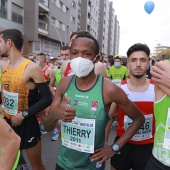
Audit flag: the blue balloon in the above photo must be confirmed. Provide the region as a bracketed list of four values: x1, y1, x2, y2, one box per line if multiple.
[144, 1, 155, 14]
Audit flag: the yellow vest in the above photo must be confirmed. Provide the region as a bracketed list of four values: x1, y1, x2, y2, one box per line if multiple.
[2, 60, 30, 119]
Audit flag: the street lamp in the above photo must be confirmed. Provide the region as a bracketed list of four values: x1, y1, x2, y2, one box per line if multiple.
[39, 13, 63, 47]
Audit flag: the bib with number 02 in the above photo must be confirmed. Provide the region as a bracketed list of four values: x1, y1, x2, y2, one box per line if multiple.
[124, 114, 153, 141]
[3, 90, 18, 115]
[61, 117, 95, 153]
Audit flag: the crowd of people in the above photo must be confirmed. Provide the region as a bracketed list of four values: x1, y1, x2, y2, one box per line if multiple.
[0, 28, 170, 170]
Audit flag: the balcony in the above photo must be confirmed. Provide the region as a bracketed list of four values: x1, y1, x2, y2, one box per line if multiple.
[39, 0, 48, 7]
[0, 6, 7, 19]
[39, 0, 49, 12]
[12, 12, 23, 24]
[38, 19, 48, 36]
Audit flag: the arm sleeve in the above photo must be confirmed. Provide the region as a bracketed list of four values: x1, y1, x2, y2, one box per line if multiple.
[24, 82, 53, 118]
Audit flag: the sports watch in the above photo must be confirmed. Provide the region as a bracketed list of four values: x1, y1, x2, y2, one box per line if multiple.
[22, 111, 28, 118]
[112, 143, 120, 153]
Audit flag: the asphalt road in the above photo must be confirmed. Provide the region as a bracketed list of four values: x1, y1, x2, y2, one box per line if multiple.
[23, 126, 117, 170]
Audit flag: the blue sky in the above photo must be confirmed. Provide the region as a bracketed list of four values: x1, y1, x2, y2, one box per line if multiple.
[112, 0, 170, 55]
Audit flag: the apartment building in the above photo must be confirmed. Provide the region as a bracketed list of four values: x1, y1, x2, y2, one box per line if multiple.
[152, 43, 170, 57]
[80, 0, 99, 40]
[0, 0, 79, 57]
[113, 15, 120, 55]
[0, 0, 120, 57]
[107, 1, 116, 55]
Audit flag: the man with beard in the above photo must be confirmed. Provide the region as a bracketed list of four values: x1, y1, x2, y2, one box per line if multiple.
[0, 29, 52, 170]
[110, 43, 155, 170]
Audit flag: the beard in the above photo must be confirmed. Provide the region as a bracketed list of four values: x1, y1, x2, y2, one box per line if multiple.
[1, 53, 8, 57]
[131, 72, 146, 79]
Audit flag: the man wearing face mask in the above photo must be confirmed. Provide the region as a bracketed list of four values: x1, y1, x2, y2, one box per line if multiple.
[36, 53, 53, 135]
[41, 33, 145, 170]
[107, 55, 129, 85]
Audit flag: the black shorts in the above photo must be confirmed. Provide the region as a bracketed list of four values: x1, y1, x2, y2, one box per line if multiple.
[5, 115, 41, 150]
[110, 136, 153, 170]
[56, 164, 64, 170]
[145, 154, 170, 170]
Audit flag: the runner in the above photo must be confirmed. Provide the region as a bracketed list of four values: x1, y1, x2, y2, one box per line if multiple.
[145, 60, 170, 170]
[110, 43, 155, 170]
[42, 33, 145, 170]
[107, 54, 129, 126]
[0, 29, 52, 170]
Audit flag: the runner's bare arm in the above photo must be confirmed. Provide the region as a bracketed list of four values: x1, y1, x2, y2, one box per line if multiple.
[90, 79, 145, 163]
[60, 62, 68, 78]
[0, 117, 20, 170]
[49, 68, 57, 96]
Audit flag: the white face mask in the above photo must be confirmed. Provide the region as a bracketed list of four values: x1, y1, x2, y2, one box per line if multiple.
[70, 57, 96, 78]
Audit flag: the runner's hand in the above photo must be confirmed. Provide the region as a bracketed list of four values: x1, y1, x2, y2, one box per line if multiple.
[11, 112, 24, 126]
[90, 144, 115, 164]
[59, 93, 76, 122]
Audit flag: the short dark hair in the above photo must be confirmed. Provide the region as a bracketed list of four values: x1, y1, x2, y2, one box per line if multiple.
[108, 55, 114, 60]
[37, 53, 46, 60]
[70, 30, 89, 40]
[61, 46, 70, 51]
[126, 43, 150, 58]
[74, 33, 99, 56]
[0, 29, 23, 51]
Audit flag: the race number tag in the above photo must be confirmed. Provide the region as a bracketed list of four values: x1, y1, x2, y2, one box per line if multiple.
[111, 79, 121, 85]
[3, 90, 18, 115]
[163, 108, 170, 150]
[61, 117, 95, 153]
[124, 114, 153, 141]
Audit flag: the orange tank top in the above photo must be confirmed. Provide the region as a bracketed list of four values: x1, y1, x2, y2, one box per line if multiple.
[2, 60, 31, 119]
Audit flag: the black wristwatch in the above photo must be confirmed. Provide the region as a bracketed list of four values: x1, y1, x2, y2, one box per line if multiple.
[22, 111, 28, 118]
[112, 143, 120, 153]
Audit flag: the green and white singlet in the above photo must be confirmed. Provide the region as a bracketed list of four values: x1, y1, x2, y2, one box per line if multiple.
[153, 94, 170, 167]
[57, 75, 109, 170]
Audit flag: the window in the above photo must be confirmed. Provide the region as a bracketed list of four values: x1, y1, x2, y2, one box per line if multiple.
[12, 3, 23, 24]
[62, 4, 66, 13]
[51, 17, 55, 26]
[71, 16, 75, 24]
[0, 0, 7, 18]
[66, 7, 69, 14]
[72, 1, 76, 8]
[62, 23, 65, 31]
[1, 0, 6, 8]
[59, 1, 63, 9]
[59, 21, 62, 29]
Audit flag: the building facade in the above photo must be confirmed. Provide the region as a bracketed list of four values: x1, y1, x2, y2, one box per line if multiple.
[0, 0, 120, 57]
[152, 43, 170, 57]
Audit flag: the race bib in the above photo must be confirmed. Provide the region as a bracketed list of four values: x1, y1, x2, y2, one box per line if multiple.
[111, 79, 121, 85]
[163, 108, 170, 150]
[124, 114, 153, 141]
[61, 117, 95, 153]
[3, 90, 18, 115]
